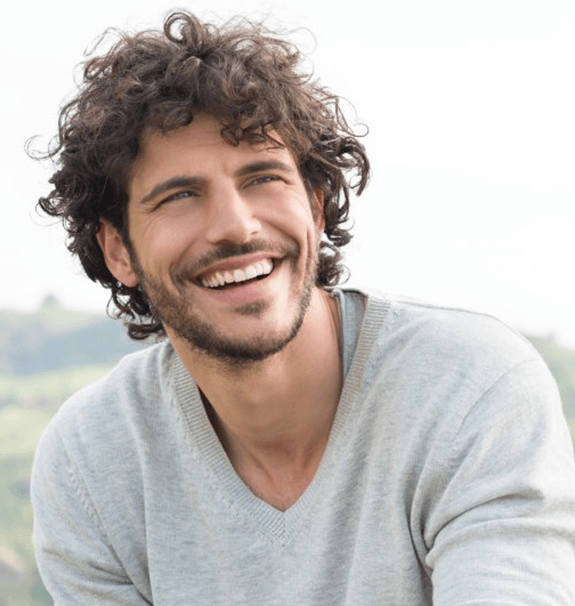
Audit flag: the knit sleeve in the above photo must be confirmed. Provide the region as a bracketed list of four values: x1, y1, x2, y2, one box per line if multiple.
[31, 420, 152, 605]
[424, 357, 575, 605]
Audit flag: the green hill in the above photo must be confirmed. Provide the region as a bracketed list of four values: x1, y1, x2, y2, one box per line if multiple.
[0, 296, 142, 376]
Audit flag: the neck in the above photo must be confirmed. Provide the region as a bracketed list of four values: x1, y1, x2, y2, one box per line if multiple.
[169, 287, 343, 509]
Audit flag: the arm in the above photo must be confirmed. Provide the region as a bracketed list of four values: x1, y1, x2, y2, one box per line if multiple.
[425, 358, 575, 605]
[31, 424, 152, 605]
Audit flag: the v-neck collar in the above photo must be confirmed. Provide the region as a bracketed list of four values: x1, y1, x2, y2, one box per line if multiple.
[171, 291, 391, 544]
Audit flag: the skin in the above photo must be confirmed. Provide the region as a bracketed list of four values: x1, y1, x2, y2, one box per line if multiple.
[97, 114, 343, 510]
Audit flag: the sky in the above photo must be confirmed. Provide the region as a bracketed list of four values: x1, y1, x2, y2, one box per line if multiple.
[2, 0, 574, 346]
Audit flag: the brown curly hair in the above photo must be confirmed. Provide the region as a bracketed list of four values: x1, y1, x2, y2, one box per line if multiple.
[35, 10, 370, 340]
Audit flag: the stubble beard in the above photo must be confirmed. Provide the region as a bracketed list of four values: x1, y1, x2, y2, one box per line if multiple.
[129, 241, 319, 365]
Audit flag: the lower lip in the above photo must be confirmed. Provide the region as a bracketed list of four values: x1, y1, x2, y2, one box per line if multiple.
[198, 262, 283, 306]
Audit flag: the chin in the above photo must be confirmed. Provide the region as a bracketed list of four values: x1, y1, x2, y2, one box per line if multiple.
[173, 303, 307, 365]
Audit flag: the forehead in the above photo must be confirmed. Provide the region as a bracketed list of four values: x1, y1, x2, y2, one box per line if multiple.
[139, 115, 290, 169]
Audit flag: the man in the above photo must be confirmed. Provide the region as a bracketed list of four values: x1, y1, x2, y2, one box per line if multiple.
[31, 10, 575, 604]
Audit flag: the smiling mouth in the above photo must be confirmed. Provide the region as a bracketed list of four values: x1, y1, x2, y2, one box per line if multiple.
[198, 259, 275, 290]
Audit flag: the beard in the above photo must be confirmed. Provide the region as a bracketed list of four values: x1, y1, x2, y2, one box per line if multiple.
[128, 239, 319, 365]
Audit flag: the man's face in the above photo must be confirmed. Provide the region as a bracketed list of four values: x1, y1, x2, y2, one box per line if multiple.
[103, 113, 324, 362]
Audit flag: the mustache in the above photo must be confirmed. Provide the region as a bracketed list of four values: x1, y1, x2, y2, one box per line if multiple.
[171, 239, 299, 284]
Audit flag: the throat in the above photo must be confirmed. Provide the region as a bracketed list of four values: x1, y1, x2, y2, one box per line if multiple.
[200, 392, 326, 511]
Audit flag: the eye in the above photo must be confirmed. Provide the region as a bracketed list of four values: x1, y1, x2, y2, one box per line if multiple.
[248, 174, 282, 187]
[155, 190, 197, 208]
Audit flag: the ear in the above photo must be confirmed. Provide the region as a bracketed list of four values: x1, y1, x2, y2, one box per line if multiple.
[96, 220, 139, 288]
[311, 189, 325, 232]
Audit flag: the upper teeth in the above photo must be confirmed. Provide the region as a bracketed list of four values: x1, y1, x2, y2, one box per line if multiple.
[200, 259, 274, 288]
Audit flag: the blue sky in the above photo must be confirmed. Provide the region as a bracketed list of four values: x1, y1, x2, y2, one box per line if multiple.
[3, 0, 574, 346]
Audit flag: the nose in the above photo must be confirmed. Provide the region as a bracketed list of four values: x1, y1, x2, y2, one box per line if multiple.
[204, 186, 262, 244]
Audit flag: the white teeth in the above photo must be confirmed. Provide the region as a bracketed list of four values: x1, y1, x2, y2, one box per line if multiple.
[233, 269, 247, 282]
[244, 266, 257, 280]
[200, 259, 274, 288]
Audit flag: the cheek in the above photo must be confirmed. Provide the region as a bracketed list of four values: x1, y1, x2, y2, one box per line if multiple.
[264, 198, 318, 235]
[129, 212, 202, 274]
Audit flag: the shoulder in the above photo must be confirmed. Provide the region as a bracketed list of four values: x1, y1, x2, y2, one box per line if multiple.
[345, 288, 558, 437]
[35, 341, 177, 466]
[350, 289, 570, 485]
[361, 289, 541, 380]
[59, 339, 173, 416]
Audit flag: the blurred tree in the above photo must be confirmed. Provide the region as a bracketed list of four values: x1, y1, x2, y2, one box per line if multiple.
[527, 335, 575, 419]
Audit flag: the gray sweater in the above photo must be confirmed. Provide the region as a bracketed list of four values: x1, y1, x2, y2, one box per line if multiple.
[31, 290, 575, 604]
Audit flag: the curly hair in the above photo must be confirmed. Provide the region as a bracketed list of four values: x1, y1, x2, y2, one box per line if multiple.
[35, 10, 370, 340]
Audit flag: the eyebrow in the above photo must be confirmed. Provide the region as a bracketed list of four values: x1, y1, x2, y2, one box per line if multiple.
[137, 160, 296, 206]
[234, 160, 296, 178]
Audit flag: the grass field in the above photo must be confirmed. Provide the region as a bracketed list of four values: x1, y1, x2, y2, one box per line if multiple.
[0, 364, 112, 405]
